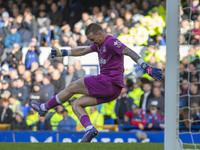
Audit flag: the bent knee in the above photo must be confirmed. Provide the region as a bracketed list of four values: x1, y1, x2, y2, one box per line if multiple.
[72, 99, 85, 111]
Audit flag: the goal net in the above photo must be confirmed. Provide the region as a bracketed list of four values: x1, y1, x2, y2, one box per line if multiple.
[165, 0, 200, 149]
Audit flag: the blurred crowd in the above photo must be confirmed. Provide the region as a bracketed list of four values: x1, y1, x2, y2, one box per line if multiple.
[0, 0, 200, 132]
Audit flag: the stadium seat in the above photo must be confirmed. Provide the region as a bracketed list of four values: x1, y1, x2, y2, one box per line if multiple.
[104, 117, 114, 125]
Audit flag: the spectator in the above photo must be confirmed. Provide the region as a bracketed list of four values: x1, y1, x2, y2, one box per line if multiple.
[0, 91, 11, 106]
[188, 62, 199, 82]
[96, 12, 104, 25]
[79, 12, 92, 30]
[51, 69, 65, 95]
[59, 24, 73, 42]
[47, 64, 56, 76]
[65, 65, 77, 87]
[73, 60, 86, 79]
[189, 83, 200, 107]
[139, 81, 154, 111]
[15, 14, 32, 47]
[180, 62, 188, 83]
[77, 34, 91, 46]
[123, 11, 134, 28]
[1, 79, 12, 93]
[57, 62, 67, 79]
[148, 0, 166, 21]
[30, 62, 39, 80]
[37, 10, 51, 46]
[36, 116, 52, 131]
[0, 98, 13, 124]
[10, 111, 28, 130]
[155, 35, 166, 46]
[13, 78, 29, 106]
[25, 41, 40, 70]
[100, 100, 117, 123]
[29, 82, 47, 104]
[17, 64, 26, 78]
[8, 94, 21, 114]
[49, 3, 62, 40]
[25, 109, 38, 130]
[0, 11, 10, 28]
[191, 103, 200, 125]
[24, 11, 38, 39]
[50, 105, 64, 130]
[107, 9, 119, 27]
[2, 25, 21, 63]
[41, 75, 55, 100]
[4, 25, 21, 49]
[113, 17, 124, 37]
[132, 7, 144, 23]
[141, 10, 165, 37]
[180, 20, 190, 41]
[115, 88, 133, 124]
[9, 68, 19, 81]
[142, 0, 151, 16]
[6, 43, 22, 68]
[124, 104, 147, 130]
[89, 106, 104, 130]
[34, 69, 44, 83]
[0, 62, 10, 80]
[58, 109, 76, 131]
[147, 102, 164, 130]
[22, 70, 33, 93]
[41, 59, 51, 75]
[128, 82, 144, 106]
[31, 0, 39, 16]
[59, 0, 70, 25]
[73, 22, 84, 41]
[129, 21, 149, 46]
[147, 87, 165, 116]
[118, 26, 134, 47]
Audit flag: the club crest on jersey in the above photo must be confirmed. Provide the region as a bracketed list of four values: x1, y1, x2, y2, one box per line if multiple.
[102, 46, 106, 53]
[114, 40, 122, 48]
[99, 58, 106, 65]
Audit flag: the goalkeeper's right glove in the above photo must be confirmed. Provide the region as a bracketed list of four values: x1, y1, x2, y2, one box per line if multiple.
[51, 45, 70, 58]
[51, 45, 62, 58]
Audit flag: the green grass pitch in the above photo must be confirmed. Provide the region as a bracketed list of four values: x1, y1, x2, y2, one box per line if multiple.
[0, 143, 164, 150]
[0, 143, 199, 150]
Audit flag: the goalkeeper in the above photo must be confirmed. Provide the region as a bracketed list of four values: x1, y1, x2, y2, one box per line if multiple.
[31, 23, 163, 142]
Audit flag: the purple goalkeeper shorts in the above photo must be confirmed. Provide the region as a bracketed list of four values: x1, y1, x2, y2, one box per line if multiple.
[84, 74, 122, 104]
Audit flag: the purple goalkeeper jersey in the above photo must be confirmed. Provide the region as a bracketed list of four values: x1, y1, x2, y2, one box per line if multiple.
[90, 35, 126, 88]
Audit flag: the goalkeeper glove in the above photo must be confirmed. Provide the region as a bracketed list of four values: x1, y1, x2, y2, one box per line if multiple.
[140, 62, 163, 80]
[51, 46, 70, 58]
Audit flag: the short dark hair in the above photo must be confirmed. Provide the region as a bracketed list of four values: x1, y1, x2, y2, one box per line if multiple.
[85, 23, 103, 36]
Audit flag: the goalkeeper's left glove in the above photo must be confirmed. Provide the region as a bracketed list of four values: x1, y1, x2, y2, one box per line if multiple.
[140, 62, 163, 80]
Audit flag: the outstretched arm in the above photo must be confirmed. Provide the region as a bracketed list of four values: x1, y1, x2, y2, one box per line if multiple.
[122, 46, 163, 80]
[51, 46, 93, 58]
[122, 46, 141, 63]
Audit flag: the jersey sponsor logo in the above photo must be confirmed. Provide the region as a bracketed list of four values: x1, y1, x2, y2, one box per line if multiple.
[114, 40, 122, 48]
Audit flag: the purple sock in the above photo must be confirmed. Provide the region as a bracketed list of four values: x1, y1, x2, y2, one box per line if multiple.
[80, 114, 92, 129]
[44, 96, 61, 110]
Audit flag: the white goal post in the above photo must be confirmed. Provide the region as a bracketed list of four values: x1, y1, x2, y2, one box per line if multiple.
[165, 0, 182, 150]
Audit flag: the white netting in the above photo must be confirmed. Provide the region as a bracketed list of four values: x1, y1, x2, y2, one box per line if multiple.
[178, 0, 200, 149]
